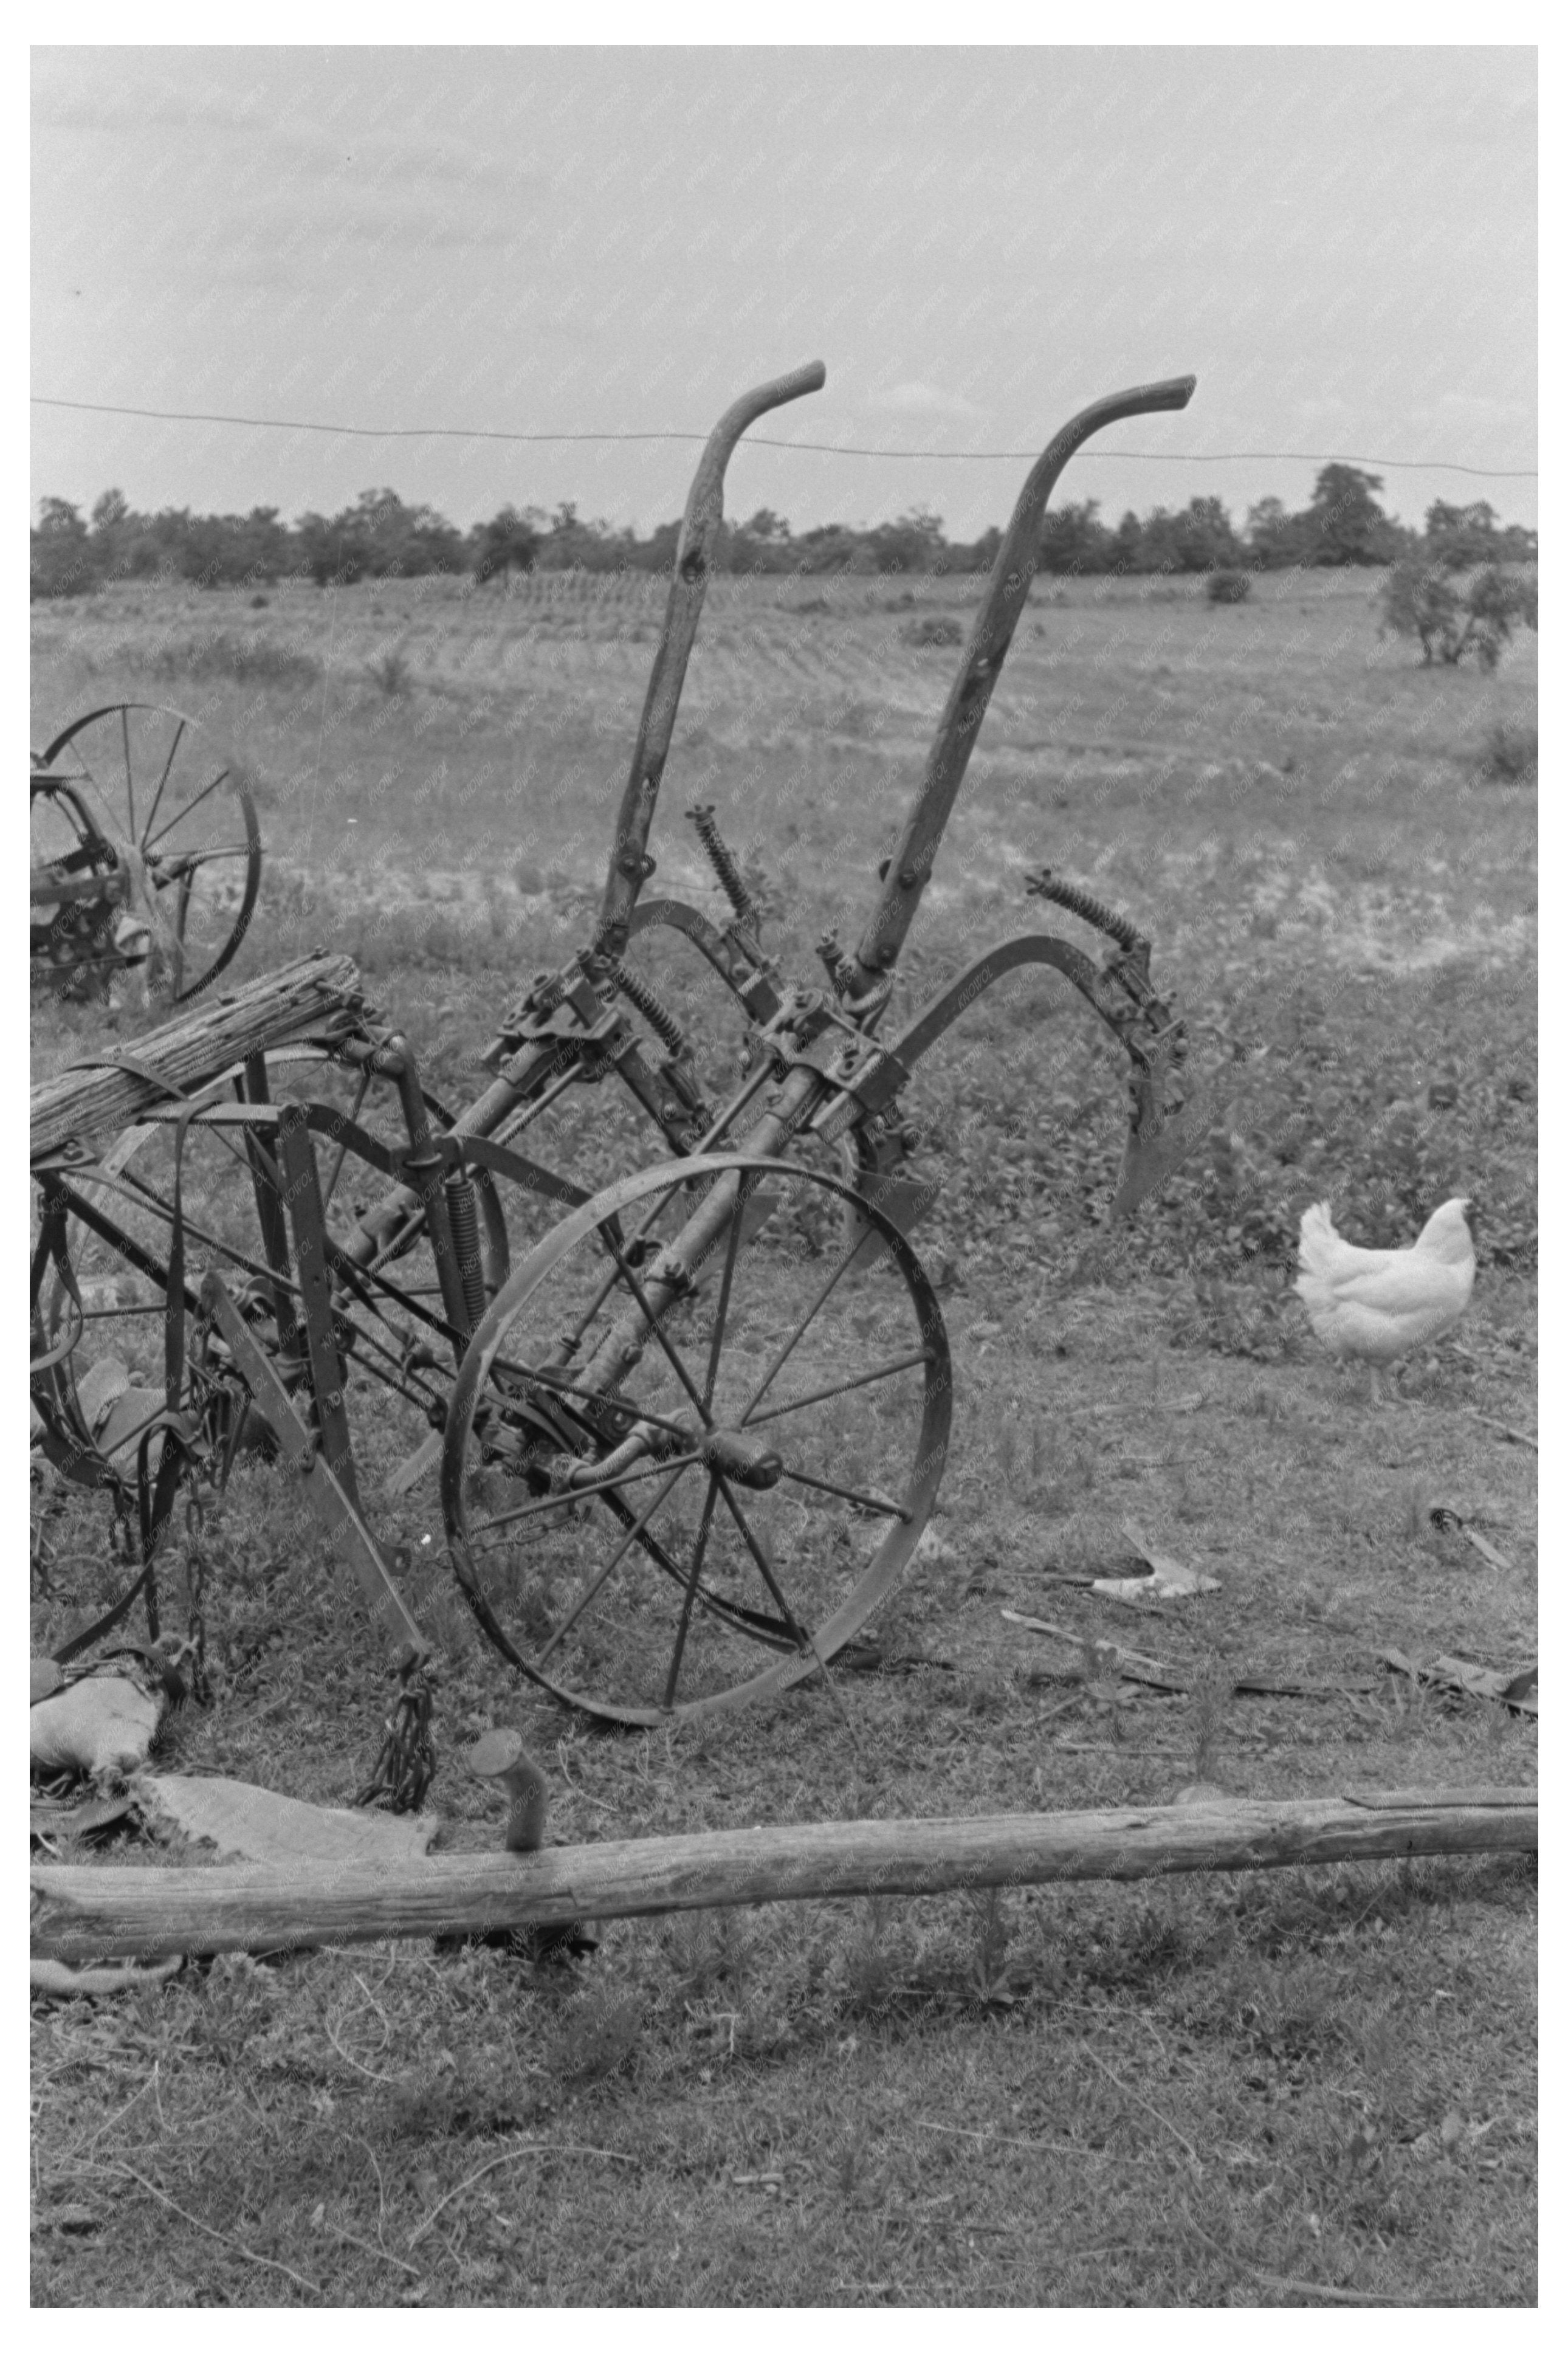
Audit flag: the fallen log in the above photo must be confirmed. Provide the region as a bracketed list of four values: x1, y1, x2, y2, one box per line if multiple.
[30, 950, 366, 1160]
[30, 1788, 1536, 1965]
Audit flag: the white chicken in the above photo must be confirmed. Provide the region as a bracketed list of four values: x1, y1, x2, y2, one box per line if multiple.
[1294, 1197, 1474, 1399]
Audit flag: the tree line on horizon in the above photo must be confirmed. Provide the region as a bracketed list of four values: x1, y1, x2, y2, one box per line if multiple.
[30, 465, 1537, 600]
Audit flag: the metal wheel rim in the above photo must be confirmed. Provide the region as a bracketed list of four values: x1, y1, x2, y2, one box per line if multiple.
[38, 702, 262, 1002]
[441, 1151, 952, 1724]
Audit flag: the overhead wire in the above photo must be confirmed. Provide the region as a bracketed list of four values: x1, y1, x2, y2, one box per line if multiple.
[29, 395, 1536, 478]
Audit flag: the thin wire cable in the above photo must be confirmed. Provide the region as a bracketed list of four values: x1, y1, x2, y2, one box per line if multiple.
[29, 395, 1538, 478]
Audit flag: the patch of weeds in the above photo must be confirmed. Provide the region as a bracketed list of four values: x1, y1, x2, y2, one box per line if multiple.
[900, 614, 963, 648]
[960, 1667, 1011, 1718]
[1033, 1428, 1097, 1515]
[1170, 1458, 1208, 1522]
[1075, 1900, 1188, 1993]
[1166, 1266, 1291, 1360]
[146, 632, 322, 690]
[548, 1983, 643, 2086]
[994, 1411, 1074, 1505]
[830, 2117, 876, 2208]
[1050, 1511, 1130, 1576]
[1400, 1475, 1439, 1545]
[1186, 1659, 1234, 1783]
[1206, 570, 1253, 605]
[666, 1910, 752, 2005]
[1078, 1637, 1135, 1741]
[844, 1897, 901, 2021]
[967, 1888, 1013, 2001]
[1479, 719, 1536, 786]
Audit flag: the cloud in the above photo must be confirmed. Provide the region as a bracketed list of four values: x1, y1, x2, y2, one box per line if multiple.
[35, 86, 258, 135]
[193, 186, 526, 281]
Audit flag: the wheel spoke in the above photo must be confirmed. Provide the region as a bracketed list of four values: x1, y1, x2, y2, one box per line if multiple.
[595, 1219, 713, 1425]
[100, 1147, 451, 1404]
[664, 1474, 721, 1708]
[535, 1462, 693, 1664]
[321, 1070, 372, 1210]
[150, 844, 255, 875]
[486, 1354, 695, 1445]
[712, 1472, 808, 1642]
[701, 1169, 756, 1411]
[738, 1224, 879, 1424]
[142, 718, 187, 847]
[775, 1463, 909, 1518]
[145, 767, 231, 851]
[551, 1182, 688, 1359]
[742, 1345, 933, 1429]
[465, 1450, 701, 1543]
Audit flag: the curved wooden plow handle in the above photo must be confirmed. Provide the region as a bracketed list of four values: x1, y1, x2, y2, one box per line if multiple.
[594, 361, 826, 960]
[850, 374, 1197, 991]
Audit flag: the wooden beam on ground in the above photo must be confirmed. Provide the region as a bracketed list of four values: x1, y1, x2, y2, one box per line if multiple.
[30, 1787, 1536, 1966]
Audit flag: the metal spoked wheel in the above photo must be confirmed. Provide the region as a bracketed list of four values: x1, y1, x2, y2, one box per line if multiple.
[31, 1048, 517, 1518]
[33, 703, 262, 1002]
[442, 1152, 952, 1724]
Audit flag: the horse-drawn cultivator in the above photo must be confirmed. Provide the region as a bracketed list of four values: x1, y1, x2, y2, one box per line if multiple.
[31, 362, 1202, 1771]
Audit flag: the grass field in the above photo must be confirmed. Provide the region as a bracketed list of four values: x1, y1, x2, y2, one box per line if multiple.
[30, 566, 1536, 2307]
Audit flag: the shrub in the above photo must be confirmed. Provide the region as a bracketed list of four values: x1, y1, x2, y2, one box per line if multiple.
[1481, 720, 1538, 785]
[370, 649, 412, 697]
[145, 633, 321, 691]
[900, 614, 964, 648]
[1380, 557, 1537, 672]
[1206, 570, 1252, 605]
[30, 498, 100, 599]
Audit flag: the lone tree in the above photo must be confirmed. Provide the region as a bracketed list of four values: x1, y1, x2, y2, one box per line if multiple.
[30, 497, 97, 599]
[1380, 556, 1537, 672]
[1302, 464, 1399, 566]
[473, 504, 542, 585]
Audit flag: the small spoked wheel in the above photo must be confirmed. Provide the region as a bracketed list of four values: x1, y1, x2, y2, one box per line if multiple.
[35, 703, 261, 1002]
[442, 1152, 952, 1723]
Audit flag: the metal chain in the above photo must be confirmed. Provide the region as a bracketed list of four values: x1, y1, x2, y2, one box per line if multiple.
[354, 1646, 438, 1814]
[181, 1492, 213, 1707]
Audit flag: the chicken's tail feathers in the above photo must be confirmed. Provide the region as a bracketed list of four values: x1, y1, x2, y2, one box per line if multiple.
[1296, 1200, 1337, 1255]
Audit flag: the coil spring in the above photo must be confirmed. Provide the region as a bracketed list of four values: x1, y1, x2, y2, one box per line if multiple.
[687, 802, 759, 932]
[1025, 867, 1143, 953]
[817, 929, 856, 997]
[443, 1170, 489, 1333]
[607, 957, 687, 1058]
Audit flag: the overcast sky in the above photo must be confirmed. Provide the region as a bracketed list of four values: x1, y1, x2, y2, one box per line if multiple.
[31, 46, 1536, 540]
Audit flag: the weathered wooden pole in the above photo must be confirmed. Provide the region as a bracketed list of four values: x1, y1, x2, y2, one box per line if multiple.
[30, 1788, 1535, 1966]
[30, 950, 365, 1158]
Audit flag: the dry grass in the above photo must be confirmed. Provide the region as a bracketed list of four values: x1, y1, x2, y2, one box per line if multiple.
[31, 567, 1535, 2306]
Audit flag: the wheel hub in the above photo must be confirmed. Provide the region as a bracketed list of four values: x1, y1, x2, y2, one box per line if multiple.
[698, 1426, 783, 1489]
